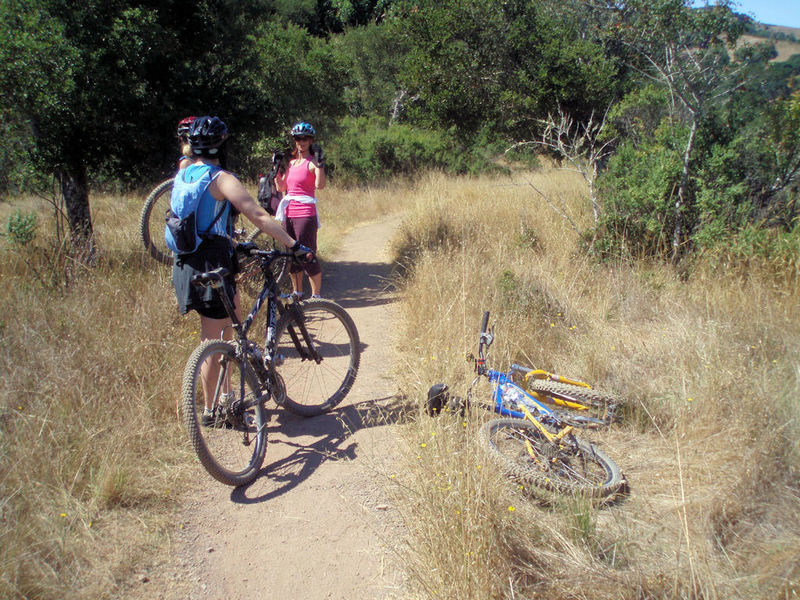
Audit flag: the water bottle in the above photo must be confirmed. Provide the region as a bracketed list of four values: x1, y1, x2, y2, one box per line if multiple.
[499, 382, 526, 412]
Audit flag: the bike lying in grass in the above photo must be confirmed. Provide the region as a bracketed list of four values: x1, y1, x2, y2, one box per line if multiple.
[427, 311, 624, 499]
[181, 244, 359, 487]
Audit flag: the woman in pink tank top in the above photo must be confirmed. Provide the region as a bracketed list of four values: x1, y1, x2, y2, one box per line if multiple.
[275, 122, 327, 299]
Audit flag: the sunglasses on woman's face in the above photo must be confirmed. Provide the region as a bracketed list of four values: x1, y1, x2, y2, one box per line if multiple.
[293, 135, 312, 141]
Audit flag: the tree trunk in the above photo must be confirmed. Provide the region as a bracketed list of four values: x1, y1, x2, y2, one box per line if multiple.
[671, 116, 697, 263]
[57, 164, 96, 263]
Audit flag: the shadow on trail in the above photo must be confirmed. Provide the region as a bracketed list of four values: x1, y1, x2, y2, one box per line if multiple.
[230, 394, 411, 504]
[230, 238, 405, 504]
[316, 259, 399, 310]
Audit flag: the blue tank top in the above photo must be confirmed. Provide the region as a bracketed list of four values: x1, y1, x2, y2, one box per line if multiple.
[175, 163, 231, 238]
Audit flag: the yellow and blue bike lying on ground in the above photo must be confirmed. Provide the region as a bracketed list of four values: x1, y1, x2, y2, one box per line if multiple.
[427, 311, 624, 499]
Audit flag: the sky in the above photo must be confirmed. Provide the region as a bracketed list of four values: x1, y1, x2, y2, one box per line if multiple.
[700, 0, 800, 28]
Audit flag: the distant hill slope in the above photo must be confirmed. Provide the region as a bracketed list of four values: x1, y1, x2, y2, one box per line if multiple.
[743, 23, 800, 62]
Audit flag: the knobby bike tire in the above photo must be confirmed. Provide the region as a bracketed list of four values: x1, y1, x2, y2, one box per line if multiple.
[181, 339, 268, 486]
[479, 418, 623, 498]
[139, 178, 174, 266]
[527, 380, 620, 425]
[238, 229, 290, 297]
[274, 298, 360, 417]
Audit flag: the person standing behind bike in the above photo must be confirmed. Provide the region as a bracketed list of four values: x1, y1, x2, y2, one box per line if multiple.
[171, 116, 311, 343]
[176, 116, 196, 170]
[171, 116, 312, 425]
[274, 121, 326, 299]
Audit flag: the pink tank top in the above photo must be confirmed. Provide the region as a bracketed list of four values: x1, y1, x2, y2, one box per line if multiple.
[285, 158, 317, 218]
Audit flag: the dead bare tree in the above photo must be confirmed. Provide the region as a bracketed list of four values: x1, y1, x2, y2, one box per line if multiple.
[506, 106, 615, 252]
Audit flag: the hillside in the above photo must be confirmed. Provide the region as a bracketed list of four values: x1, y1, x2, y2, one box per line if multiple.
[743, 23, 800, 61]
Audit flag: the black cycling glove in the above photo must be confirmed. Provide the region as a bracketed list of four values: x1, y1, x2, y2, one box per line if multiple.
[235, 241, 259, 256]
[290, 241, 315, 263]
[309, 143, 325, 166]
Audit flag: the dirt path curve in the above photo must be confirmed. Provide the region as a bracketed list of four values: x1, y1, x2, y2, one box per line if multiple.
[149, 215, 407, 600]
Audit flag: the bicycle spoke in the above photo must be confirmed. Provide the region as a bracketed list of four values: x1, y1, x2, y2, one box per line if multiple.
[181, 340, 268, 486]
[275, 299, 359, 417]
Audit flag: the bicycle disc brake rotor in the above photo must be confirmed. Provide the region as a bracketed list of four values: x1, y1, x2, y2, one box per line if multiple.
[269, 371, 286, 406]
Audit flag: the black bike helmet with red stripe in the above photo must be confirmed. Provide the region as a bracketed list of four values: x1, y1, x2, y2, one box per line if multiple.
[188, 116, 228, 156]
[176, 116, 196, 139]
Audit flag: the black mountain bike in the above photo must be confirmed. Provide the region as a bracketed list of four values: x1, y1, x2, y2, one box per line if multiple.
[181, 245, 359, 486]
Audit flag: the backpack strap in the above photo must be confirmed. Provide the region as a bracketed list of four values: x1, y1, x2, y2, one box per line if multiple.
[201, 200, 227, 236]
[197, 165, 229, 238]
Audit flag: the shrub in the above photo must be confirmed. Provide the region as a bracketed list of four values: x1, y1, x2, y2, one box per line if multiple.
[329, 116, 457, 183]
[6, 209, 37, 245]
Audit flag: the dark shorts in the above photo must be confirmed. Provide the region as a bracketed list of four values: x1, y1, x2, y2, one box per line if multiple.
[172, 237, 239, 319]
[285, 216, 321, 277]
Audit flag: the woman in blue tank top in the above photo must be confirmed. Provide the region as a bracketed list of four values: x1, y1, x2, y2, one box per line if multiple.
[171, 116, 313, 425]
[172, 117, 311, 334]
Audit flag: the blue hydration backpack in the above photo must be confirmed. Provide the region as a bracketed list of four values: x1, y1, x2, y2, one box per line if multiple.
[165, 165, 227, 255]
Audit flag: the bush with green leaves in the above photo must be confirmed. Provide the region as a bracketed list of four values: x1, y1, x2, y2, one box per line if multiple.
[595, 121, 686, 258]
[6, 209, 37, 246]
[329, 116, 457, 183]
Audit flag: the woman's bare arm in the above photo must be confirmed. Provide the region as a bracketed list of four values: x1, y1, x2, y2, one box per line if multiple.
[211, 172, 295, 247]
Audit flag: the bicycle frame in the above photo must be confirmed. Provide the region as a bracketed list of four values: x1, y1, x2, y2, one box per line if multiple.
[467, 311, 607, 430]
[191, 247, 323, 417]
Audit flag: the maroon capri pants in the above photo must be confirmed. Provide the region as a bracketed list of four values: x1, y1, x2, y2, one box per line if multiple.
[285, 216, 322, 277]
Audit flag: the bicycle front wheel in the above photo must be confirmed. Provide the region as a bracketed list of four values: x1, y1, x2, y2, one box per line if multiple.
[527, 380, 620, 426]
[479, 418, 623, 498]
[181, 340, 268, 486]
[237, 230, 290, 297]
[139, 178, 174, 266]
[275, 299, 360, 417]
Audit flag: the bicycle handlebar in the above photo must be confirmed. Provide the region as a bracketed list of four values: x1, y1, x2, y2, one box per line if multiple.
[236, 242, 314, 265]
[481, 311, 489, 334]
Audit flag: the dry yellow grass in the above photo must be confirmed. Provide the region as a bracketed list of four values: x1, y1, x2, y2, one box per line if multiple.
[739, 34, 800, 62]
[2, 167, 797, 599]
[388, 168, 800, 599]
[0, 178, 407, 599]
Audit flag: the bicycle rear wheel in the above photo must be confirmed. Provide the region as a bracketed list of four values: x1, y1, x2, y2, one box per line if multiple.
[479, 418, 623, 498]
[237, 230, 290, 297]
[181, 340, 268, 487]
[139, 178, 174, 266]
[527, 380, 620, 425]
[274, 299, 360, 417]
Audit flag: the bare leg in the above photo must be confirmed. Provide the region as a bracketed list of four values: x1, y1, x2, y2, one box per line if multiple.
[199, 292, 242, 410]
[290, 271, 304, 296]
[309, 271, 322, 296]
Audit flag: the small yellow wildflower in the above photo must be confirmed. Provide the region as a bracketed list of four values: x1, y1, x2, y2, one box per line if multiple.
[60, 513, 67, 518]
[420, 443, 427, 448]
[687, 397, 693, 402]
[508, 506, 516, 512]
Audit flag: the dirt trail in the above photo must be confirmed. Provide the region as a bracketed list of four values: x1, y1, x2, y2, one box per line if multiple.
[143, 216, 407, 600]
